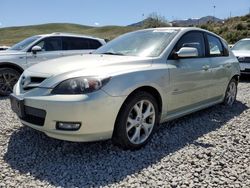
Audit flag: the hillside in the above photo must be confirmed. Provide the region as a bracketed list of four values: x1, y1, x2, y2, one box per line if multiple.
[199, 14, 250, 44]
[0, 23, 139, 46]
[0, 14, 249, 46]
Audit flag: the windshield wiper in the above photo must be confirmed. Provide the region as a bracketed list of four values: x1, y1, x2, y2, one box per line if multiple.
[101, 52, 125, 56]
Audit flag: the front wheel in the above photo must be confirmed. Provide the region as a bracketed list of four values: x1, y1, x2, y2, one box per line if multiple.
[223, 78, 237, 106]
[0, 68, 21, 96]
[112, 91, 159, 150]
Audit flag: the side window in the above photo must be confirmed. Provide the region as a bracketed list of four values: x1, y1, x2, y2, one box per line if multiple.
[63, 37, 89, 50]
[174, 32, 205, 58]
[36, 37, 62, 51]
[88, 39, 102, 49]
[36, 40, 45, 50]
[207, 34, 224, 56]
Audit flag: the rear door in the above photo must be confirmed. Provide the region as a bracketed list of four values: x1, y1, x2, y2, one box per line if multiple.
[205, 33, 231, 99]
[26, 37, 63, 67]
[62, 37, 102, 56]
[167, 31, 213, 114]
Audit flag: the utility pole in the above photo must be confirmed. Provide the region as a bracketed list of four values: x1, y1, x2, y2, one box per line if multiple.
[213, 5, 216, 22]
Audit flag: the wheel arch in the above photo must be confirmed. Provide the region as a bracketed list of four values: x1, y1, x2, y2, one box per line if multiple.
[0, 62, 24, 74]
[112, 85, 163, 147]
[123, 86, 162, 114]
[114, 85, 163, 131]
[231, 74, 240, 83]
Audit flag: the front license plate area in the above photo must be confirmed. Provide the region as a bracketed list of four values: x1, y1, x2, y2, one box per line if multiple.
[10, 94, 25, 118]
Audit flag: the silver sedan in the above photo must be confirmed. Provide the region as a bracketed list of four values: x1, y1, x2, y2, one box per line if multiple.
[10, 27, 240, 150]
[231, 38, 250, 74]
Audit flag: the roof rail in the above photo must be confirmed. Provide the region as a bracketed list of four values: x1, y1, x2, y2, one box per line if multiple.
[50, 32, 99, 39]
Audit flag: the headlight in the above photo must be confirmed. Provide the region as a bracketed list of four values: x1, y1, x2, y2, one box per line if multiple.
[51, 77, 111, 95]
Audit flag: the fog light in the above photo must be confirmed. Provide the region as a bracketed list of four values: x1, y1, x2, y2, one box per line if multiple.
[56, 122, 81, 131]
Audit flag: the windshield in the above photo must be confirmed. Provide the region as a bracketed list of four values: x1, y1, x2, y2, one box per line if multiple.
[9, 36, 41, 51]
[232, 40, 250, 51]
[94, 29, 179, 57]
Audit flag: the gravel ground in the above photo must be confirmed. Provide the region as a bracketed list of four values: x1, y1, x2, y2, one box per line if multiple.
[0, 79, 249, 188]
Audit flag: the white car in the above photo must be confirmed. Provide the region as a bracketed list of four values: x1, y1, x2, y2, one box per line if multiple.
[231, 38, 250, 74]
[0, 33, 106, 95]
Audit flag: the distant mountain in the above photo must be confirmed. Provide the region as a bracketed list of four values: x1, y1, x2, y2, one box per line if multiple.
[171, 16, 223, 26]
[128, 19, 146, 27]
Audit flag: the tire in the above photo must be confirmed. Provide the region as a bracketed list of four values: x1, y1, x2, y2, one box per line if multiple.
[112, 91, 159, 150]
[223, 78, 237, 106]
[0, 68, 21, 96]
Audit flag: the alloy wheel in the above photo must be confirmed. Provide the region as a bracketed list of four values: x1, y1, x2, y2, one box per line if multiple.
[0, 72, 19, 94]
[126, 100, 156, 145]
[225, 81, 237, 106]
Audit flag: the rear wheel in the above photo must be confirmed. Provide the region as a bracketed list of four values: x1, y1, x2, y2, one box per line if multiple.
[112, 91, 159, 150]
[0, 68, 20, 96]
[223, 78, 237, 106]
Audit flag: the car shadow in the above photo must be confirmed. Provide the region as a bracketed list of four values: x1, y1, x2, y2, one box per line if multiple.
[4, 101, 248, 187]
[240, 75, 250, 83]
[0, 96, 9, 101]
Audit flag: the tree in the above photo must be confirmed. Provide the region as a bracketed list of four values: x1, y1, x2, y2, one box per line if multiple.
[143, 13, 171, 28]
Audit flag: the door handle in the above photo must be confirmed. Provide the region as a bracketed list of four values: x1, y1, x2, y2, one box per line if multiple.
[202, 65, 210, 71]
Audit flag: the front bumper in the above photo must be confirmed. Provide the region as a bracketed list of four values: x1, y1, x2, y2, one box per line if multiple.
[12, 88, 125, 142]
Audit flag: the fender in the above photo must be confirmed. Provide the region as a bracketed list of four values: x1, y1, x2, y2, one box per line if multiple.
[0, 62, 24, 73]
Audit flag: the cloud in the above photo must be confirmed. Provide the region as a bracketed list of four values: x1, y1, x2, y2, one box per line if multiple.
[94, 22, 100, 26]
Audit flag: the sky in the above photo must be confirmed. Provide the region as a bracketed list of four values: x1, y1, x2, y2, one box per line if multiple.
[0, 0, 249, 28]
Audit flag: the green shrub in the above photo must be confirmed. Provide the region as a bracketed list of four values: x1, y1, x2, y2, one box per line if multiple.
[200, 25, 208, 30]
[235, 23, 246, 30]
[142, 13, 171, 28]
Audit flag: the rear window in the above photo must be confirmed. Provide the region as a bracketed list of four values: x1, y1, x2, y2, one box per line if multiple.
[89, 39, 102, 49]
[207, 34, 224, 56]
[62, 37, 102, 50]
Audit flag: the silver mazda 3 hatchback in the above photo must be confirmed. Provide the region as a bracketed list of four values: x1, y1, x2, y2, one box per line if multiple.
[10, 28, 240, 150]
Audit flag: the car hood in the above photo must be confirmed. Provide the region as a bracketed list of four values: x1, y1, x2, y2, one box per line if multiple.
[232, 50, 250, 57]
[24, 54, 153, 87]
[0, 50, 24, 56]
[27, 54, 152, 76]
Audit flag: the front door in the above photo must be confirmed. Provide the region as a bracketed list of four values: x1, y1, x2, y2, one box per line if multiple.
[166, 31, 213, 115]
[26, 37, 63, 68]
[206, 34, 231, 99]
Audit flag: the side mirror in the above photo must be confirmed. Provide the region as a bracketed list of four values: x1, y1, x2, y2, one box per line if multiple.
[175, 47, 198, 58]
[31, 46, 42, 54]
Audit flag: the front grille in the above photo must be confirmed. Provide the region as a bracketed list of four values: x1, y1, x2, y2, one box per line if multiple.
[237, 56, 250, 63]
[21, 76, 47, 92]
[21, 106, 46, 126]
[241, 69, 250, 73]
[30, 77, 46, 83]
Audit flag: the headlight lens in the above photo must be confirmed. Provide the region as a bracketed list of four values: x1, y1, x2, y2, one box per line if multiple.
[51, 77, 111, 95]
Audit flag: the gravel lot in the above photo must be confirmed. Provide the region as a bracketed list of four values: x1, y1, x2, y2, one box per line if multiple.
[0, 78, 249, 188]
